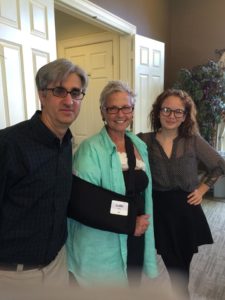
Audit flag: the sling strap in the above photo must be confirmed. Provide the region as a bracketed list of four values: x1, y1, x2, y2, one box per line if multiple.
[124, 135, 136, 196]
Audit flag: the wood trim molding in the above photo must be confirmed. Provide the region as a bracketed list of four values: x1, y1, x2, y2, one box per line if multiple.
[54, 0, 136, 35]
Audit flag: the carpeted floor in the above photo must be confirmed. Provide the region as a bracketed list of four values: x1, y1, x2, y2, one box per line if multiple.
[143, 198, 225, 300]
[190, 198, 225, 300]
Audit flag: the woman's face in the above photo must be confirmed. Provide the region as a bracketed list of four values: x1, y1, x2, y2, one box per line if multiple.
[159, 95, 186, 131]
[101, 91, 134, 135]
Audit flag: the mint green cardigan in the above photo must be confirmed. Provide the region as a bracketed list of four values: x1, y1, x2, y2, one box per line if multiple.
[67, 127, 158, 286]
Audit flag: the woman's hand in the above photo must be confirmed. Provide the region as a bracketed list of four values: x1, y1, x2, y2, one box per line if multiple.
[134, 214, 150, 236]
[187, 183, 209, 205]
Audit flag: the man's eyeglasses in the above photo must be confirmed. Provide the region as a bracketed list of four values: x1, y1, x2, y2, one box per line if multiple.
[160, 107, 186, 118]
[103, 106, 134, 114]
[43, 86, 85, 101]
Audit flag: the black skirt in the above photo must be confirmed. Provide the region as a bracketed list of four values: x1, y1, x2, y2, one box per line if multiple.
[152, 190, 213, 256]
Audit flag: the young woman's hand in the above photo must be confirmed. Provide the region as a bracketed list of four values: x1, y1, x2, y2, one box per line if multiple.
[187, 183, 209, 205]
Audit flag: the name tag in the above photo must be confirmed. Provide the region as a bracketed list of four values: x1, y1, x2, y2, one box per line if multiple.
[110, 200, 128, 216]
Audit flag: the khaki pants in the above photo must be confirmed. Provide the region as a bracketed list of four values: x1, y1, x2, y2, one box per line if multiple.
[0, 246, 69, 291]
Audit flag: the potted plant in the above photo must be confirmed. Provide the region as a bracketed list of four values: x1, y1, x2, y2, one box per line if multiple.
[173, 60, 225, 147]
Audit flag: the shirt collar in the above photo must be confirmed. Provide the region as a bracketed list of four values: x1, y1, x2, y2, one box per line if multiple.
[30, 110, 72, 146]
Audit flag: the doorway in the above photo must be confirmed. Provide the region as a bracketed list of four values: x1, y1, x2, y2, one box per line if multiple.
[55, 9, 122, 146]
[0, 0, 164, 137]
[54, 8, 165, 142]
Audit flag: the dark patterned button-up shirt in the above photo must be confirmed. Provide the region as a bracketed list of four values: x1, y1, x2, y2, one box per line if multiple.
[0, 111, 73, 265]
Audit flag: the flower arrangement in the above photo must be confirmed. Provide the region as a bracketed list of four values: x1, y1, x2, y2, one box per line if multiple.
[173, 60, 225, 147]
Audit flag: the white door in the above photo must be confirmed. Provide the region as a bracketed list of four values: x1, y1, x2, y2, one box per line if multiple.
[133, 34, 165, 134]
[62, 41, 114, 147]
[0, 0, 56, 129]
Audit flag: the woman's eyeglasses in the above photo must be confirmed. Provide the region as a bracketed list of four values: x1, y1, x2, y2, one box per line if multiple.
[160, 107, 186, 118]
[103, 106, 134, 114]
[43, 86, 85, 101]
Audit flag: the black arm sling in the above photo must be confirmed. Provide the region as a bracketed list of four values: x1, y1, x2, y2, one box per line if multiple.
[67, 135, 138, 234]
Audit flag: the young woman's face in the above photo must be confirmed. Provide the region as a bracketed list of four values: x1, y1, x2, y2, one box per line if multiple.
[159, 95, 186, 131]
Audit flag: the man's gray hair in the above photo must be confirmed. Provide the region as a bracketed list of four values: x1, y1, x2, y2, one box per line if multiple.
[35, 58, 88, 92]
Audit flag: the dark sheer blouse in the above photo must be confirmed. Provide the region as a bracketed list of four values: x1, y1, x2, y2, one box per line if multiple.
[138, 132, 225, 192]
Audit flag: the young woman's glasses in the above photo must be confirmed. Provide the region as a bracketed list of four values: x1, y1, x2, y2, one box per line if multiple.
[103, 106, 134, 114]
[160, 107, 186, 118]
[43, 86, 85, 100]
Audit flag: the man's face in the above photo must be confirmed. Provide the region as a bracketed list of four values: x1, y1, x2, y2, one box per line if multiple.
[39, 73, 83, 137]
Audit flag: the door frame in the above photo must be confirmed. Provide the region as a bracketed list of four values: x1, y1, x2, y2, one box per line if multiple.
[54, 0, 136, 35]
[54, 0, 136, 84]
[54, 0, 165, 135]
[55, 0, 136, 85]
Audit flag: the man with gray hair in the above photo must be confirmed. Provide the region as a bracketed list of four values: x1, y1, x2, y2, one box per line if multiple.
[0, 58, 88, 287]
